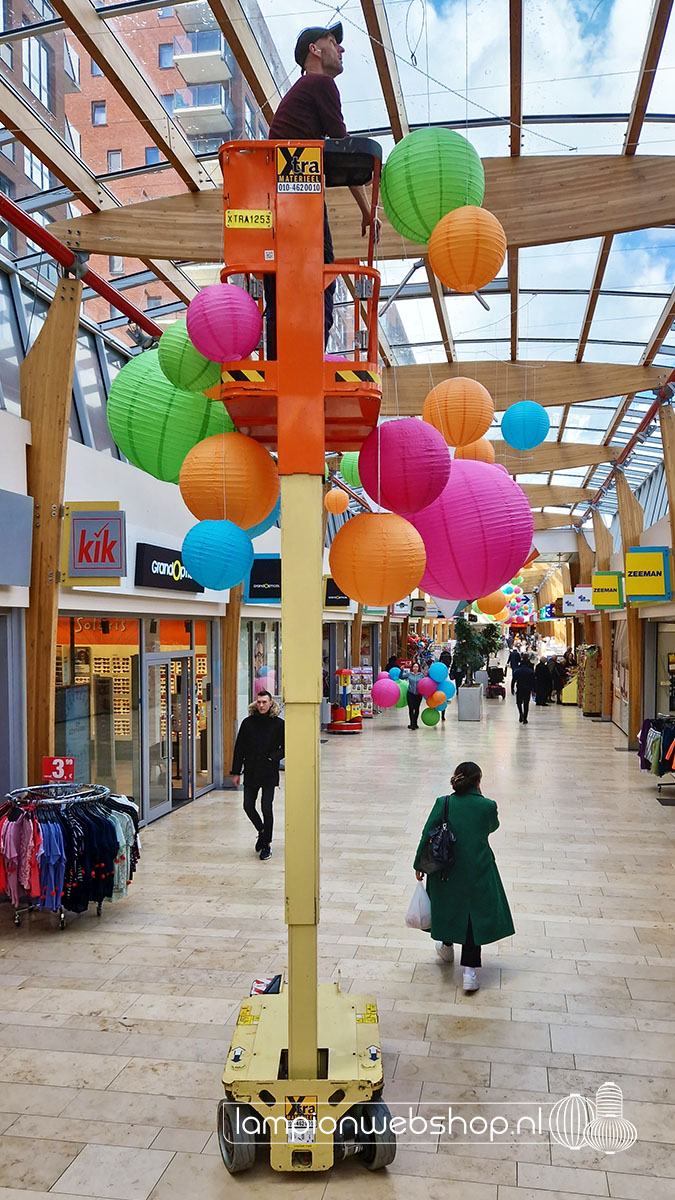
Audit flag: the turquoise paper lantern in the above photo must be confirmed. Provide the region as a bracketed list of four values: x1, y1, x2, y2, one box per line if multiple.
[340, 452, 361, 488]
[246, 496, 281, 540]
[182, 519, 254, 591]
[381, 128, 485, 244]
[107, 350, 234, 483]
[501, 401, 550, 451]
[157, 318, 221, 392]
[389, 667, 401, 680]
[429, 662, 448, 683]
[441, 679, 456, 699]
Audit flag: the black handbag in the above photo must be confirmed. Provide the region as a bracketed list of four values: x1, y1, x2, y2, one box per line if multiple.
[417, 796, 456, 881]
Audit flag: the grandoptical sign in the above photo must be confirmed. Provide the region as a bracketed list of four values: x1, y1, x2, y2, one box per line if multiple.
[625, 546, 672, 602]
[276, 146, 322, 193]
[61, 502, 126, 587]
[324, 575, 351, 609]
[591, 571, 624, 610]
[134, 543, 204, 593]
[245, 555, 281, 604]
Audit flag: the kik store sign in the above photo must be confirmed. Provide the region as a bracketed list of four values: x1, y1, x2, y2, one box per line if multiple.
[61, 502, 126, 587]
[625, 546, 672, 602]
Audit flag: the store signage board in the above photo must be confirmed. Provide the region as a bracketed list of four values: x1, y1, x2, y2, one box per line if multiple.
[574, 585, 594, 612]
[324, 575, 351, 610]
[0, 487, 33, 585]
[625, 546, 672, 602]
[562, 593, 576, 615]
[592, 571, 624, 610]
[61, 502, 125, 588]
[42, 756, 74, 782]
[391, 598, 411, 616]
[410, 599, 427, 618]
[245, 554, 281, 604]
[134, 543, 204, 593]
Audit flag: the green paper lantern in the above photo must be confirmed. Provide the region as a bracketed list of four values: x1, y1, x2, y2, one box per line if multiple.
[381, 128, 485, 244]
[340, 451, 361, 488]
[421, 707, 440, 727]
[107, 350, 235, 483]
[395, 679, 408, 708]
[158, 317, 221, 392]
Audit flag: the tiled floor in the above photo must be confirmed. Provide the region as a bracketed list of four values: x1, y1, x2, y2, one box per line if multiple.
[1, 694, 674, 1198]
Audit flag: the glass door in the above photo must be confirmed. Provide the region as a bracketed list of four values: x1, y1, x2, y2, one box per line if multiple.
[145, 662, 171, 821]
[170, 656, 194, 803]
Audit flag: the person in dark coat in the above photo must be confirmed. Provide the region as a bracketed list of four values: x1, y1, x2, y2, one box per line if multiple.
[231, 691, 285, 861]
[439, 648, 453, 669]
[550, 657, 567, 704]
[414, 761, 514, 993]
[511, 655, 535, 724]
[507, 645, 521, 674]
[385, 655, 399, 671]
[534, 658, 552, 706]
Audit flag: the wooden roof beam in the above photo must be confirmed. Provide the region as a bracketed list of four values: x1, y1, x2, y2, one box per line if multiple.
[493, 440, 619, 474]
[360, 0, 409, 142]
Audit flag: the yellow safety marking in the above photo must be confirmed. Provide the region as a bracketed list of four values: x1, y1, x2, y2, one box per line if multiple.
[225, 209, 273, 229]
[221, 369, 266, 383]
[335, 370, 381, 385]
[236, 1005, 259, 1025]
[356, 1002, 379, 1024]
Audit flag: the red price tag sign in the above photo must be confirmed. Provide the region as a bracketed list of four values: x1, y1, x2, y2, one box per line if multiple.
[42, 756, 75, 782]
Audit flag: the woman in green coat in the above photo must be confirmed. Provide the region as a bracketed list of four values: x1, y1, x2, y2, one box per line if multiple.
[414, 761, 514, 993]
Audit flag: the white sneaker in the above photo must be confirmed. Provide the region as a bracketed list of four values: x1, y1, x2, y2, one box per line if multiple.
[463, 968, 480, 992]
[435, 942, 454, 963]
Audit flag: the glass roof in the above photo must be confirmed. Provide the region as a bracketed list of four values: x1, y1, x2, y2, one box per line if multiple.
[0, 0, 673, 522]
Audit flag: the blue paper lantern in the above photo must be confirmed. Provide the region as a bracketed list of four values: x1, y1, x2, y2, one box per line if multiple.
[246, 495, 281, 540]
[182, 520, 254, 591]
[502, 585, 514, 594]
[389, 667, 401, 680]
[437, 701, 447, 712]
[429, 662, 448, 682]
[501, 401, 550, 451]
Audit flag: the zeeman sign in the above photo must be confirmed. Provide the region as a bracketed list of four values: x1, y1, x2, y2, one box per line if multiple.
[624, 547, 672, 602]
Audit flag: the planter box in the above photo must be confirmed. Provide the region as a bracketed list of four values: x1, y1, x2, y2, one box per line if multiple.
[457, 684, 483, 721]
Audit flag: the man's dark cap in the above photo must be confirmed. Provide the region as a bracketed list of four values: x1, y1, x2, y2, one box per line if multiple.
[294, 23, 343, 69]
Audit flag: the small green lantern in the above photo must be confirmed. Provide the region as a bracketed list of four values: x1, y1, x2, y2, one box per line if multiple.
[381, 128, 485, 244]
[157, 317, 221, 392]
[340, 451, 361, 488]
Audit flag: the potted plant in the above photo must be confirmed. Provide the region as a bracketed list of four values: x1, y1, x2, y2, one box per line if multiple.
[480, 624, 502, 668]
[453, 617, 485, 721]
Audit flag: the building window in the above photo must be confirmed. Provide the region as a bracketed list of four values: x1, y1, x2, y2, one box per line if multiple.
[158, 43, 173, 69]
[91, 58, 103, 77]
[24, 148, 50, 190]
[1, 139, 14, 163]
[160, 93, 174, 115]
[22, 37, 51, 110]
[0, 174, 13, 250]
[144, 146, 160, 166]
[146, 295, 163, 310]
[92, 101, 107, 126]
[244, 99, 256, 140]
[158, 6, 173, 15]
[107, 149, 122, 172]
[109, 255, 124, 276]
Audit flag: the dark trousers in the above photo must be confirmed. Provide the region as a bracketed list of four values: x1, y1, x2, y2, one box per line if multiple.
[407, 694, 422, 728]
[263, 206, 335, 358]
[515, 692, 530, 722]
[460, 917, 482, 968]
[243, 783, 275, 845]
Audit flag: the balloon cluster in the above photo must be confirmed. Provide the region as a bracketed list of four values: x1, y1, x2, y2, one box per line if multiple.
[371, 660, 456, 728]
[107, 284, 280, 591]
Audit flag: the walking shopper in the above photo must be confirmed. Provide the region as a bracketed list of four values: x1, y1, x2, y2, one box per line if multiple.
[402, 661, 423, 729]
[534, 658, 552, 706]
[231, 691, 285, 861]
[413, 761, 514, 993]
[507, 644, 522, 675]
[511, 655, 536, 724]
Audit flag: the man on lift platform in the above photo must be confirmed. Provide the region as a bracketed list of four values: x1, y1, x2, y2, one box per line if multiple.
[264, 23, 380, 355]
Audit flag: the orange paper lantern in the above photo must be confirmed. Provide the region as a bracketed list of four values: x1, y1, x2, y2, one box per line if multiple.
[429, 206, 507, 293]
[329, 513, 426, 606]
[495, 608, 509, 621]
[476, 590, 507, 615]
[422, 378, 494, 447]
[324, 487, 349, 514]
[179, 431, 279, 529]
[455, 437, 495, 464]
[427, 689, 446, 708]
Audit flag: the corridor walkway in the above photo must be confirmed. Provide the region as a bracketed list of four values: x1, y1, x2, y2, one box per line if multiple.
[0, 696, 674, 1198]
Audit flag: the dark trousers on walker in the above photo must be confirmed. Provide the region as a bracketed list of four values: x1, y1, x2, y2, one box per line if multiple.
[243, 783, 274, 846]
[407, 694, 422, 728]
[460, 916, 482, 968]
[515, 692, 530, 722]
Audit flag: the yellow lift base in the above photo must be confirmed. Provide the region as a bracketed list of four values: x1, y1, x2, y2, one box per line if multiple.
[219, 981, 393, 1172]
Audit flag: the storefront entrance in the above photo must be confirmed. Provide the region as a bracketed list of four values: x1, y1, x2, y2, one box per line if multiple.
[143, 654, 195, 822]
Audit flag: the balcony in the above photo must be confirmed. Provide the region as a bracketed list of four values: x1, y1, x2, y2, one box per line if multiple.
[177, 1, 218, 33]
[173, 30, 234, 85]
[173, 84, 234, 136]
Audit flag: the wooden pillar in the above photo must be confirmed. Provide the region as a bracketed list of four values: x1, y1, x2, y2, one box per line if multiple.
[351, 603, 363, 666]
[23, 278, 82, 785]
[592, 509, 615, 721]
[577, 531, 595, 645]
[616, 470, 645, 746]
[220, 582, 243, 783]
[401, 614, 410, 657]
[658, 400, 675, 554]
[380, 610, 391, 669]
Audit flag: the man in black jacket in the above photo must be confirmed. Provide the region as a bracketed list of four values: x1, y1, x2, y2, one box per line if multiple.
[511, 656, 536, 725]
[231, 691, 285, 861]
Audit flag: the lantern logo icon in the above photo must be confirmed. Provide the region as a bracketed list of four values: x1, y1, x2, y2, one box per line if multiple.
[549, 1083, 637, 1155]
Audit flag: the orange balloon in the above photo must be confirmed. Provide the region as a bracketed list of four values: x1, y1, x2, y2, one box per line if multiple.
[422, 378, 494, 447]
[427, 690, 446, 708]
[429, 206, 507, 293]
[324, 487, 349, 514]
[495, 608, 509, 621]
[476, 590, 507, 615]
[179, 431, 278, 528]
[455, 437, 495, 464]
[329, 513, 426, 606]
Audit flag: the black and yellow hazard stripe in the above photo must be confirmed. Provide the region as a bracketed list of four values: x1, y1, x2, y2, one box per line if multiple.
[334, 369, 381, 385]
[221, 369, 266, 383]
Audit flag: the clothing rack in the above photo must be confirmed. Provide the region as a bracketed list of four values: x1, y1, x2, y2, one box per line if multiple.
[1, 783, 140, 929]
[637, 716, 675, 805]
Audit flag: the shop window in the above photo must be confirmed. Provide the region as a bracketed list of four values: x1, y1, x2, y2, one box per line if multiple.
[144, 618, 192, 654]
[250, 619, 280, 701]
[92, 100, 107, 126]
[22, 36, 52, 111]
[195, 620, 213, 788]
[158, 43, 174, 68]
[107, 149, 122, 172]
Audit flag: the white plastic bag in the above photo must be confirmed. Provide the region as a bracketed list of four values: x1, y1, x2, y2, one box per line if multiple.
[405, 881, 431, 930]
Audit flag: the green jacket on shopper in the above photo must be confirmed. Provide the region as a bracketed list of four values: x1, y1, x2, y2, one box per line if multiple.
[413, 787, 515, 946]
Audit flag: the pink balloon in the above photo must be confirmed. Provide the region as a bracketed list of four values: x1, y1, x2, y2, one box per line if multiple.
[186, 283, 262, 362]
[407, 460, 533, 600]
[377, 671, 389, 679]
[359, 418, 451, 515]
[417, 675, 437, 697]
[372, 678, 401, 708]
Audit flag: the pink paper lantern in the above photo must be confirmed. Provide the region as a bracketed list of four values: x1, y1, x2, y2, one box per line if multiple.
[377, 671, 389, 679]
[407, 459, 533, 600]
[372, 677, 401, 708]
[358, 418, 451, 515]
[186, 283, 262, 363]
[417, 675, 437, 697]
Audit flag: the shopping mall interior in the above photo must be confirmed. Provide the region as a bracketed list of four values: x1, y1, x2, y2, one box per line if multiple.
[0, 0, 675, 1196]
